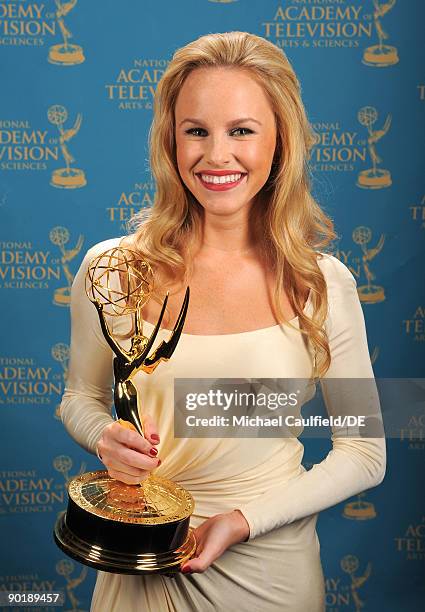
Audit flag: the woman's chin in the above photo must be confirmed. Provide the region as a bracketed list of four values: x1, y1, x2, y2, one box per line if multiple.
[197, 200, 250, 217]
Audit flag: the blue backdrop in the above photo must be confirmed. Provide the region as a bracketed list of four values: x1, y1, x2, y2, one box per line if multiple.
[1, 1, 424, 610]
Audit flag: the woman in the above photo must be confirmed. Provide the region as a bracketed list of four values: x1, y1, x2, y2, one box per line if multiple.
[61, 31, 386, 612]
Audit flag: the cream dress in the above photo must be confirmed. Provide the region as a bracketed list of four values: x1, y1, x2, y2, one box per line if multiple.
[60, 237, 386, 612]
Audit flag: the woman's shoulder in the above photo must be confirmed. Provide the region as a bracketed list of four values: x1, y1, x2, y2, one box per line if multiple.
[313, 252, 358, 312]
[316, 251, 357, 288]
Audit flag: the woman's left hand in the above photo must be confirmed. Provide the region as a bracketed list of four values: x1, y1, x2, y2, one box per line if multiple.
[180, 510, 250, 574]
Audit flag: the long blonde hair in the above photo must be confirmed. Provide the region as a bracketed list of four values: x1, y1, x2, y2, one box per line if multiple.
[129, 31, 338, 379]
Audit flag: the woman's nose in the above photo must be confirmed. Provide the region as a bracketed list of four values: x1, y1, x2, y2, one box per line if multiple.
[204, 134, 232, 166]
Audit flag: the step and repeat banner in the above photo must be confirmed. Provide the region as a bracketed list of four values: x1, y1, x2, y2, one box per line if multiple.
[1, 1, 424, 610]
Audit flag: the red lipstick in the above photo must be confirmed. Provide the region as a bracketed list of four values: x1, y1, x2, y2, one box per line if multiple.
[195, 170, 247, 192]
[196, 169, 246, 176]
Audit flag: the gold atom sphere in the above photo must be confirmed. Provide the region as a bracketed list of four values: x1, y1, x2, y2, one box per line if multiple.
[85, 247, 154, 316]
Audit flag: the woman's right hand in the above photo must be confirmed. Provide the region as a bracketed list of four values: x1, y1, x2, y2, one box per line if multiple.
[96, 415, 161, 484]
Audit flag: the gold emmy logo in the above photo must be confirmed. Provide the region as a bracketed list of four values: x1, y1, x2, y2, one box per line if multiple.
[343, 492, 377, 520]
[49, 227, 84, 306]
[48, 0, 85, 66]
[47, 105, 87, 188]
[51, 343, 70, 419]
[53, 455, 86, 486]
[357, 106, 392, 189]
[56, 559, 87, 612]
[352, 226, 385, 303]
[363, 0, 399, 67]
[341, 555, 371, 612]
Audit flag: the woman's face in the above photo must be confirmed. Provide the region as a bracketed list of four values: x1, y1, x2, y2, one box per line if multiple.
[174, 67, 277, 217]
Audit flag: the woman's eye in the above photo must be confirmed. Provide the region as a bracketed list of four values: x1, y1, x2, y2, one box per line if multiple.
[184, 127, 254, 137]
[185, 128, 207, 137]
[231, 127, 254, 136]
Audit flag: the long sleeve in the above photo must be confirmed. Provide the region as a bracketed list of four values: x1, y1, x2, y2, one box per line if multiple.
[60, 239, 119, 455]
[236, 254, 387, 541]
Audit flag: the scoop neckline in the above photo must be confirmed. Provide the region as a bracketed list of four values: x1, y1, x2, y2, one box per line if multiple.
[116, 235, 312, 338]
[142, 291, 312, 338]
[143, 319, 294, 338]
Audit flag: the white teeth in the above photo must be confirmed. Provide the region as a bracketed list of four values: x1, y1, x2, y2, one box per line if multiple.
[200, 173, 243, 184]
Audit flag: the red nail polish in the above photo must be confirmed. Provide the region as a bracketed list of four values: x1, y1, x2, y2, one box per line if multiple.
[157, 459, 162, 466]
[181, 566, 191, 574]
[151, 434, 160, 442]
[149, 448, 158, 456]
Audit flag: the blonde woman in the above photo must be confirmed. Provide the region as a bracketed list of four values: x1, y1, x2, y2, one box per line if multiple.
[61, 31, 386, 612]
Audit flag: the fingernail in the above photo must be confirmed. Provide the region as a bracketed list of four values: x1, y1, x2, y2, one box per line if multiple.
[151, 434, 160, 442]
[157, 459, 162, 466]
[149, 447, 158, 456]
[181, 565, 192, 574]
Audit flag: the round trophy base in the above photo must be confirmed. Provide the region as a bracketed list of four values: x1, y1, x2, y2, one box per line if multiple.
[357, 285, 385, 304]
[50, 168, 87, 189]
[362, 45, 399, 67]
[343, 501, 376, 520]
[48, 44, 85, 65]
[54, 512, 196, 575]
[53, 287, 71, 307]
[357, 169, 392, 189]
[53, 470, 196, 575]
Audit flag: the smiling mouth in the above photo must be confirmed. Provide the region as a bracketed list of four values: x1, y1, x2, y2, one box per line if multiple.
[195, 172, 247, 190]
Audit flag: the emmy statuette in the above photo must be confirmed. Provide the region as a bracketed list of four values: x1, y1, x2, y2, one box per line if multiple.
[54, 247, 196, 575]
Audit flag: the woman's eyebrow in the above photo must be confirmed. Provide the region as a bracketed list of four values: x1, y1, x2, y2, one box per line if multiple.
[179, 117, 262, 127]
